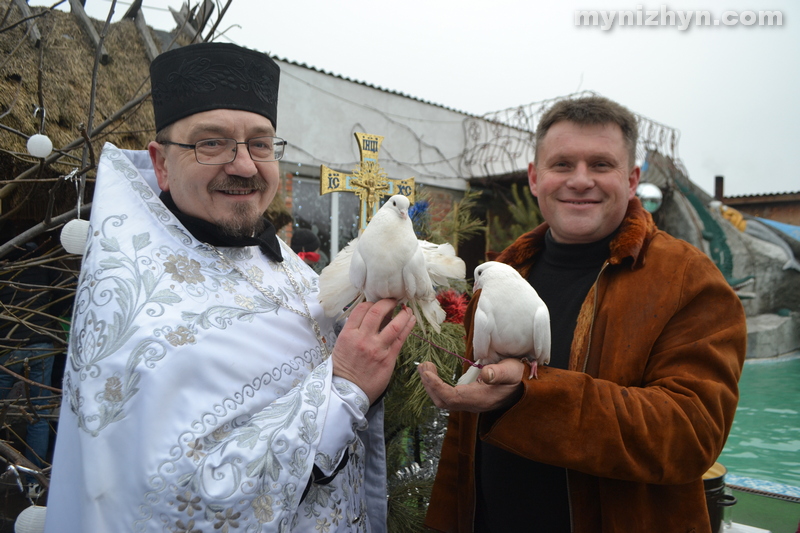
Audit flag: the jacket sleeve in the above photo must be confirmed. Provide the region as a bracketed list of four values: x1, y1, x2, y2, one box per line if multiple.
[479, 248, 747, 485]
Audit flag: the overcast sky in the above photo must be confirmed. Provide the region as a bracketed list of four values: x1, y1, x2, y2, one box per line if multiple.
[37, 0, 799, 197]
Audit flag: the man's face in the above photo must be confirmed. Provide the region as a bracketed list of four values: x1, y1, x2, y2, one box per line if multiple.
[528, 121, 640, 244]
[148, 109, 280, 237]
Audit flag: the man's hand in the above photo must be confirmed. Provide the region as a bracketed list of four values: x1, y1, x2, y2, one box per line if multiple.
[332, 300, 416, 403]
[418, 359, 525, 413]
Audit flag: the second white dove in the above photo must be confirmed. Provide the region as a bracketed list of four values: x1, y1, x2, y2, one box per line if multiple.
[457, 261, 551, 385]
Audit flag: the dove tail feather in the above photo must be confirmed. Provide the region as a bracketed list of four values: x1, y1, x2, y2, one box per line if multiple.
[407, 300, 429, 334]
[456, 365, 481, 386]
[408, 299, 445, 334]
[338, 293, 366, 321]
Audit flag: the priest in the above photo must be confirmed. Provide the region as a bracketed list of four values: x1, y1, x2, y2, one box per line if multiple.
[44, 42, 415, 532]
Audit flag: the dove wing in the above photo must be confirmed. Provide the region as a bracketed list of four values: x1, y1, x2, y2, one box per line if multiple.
[456, 293, 491, 385]
[349, 244, 367, 291]
[419, 241, 466, 286]
[403, 245, 434, 300]
[532, 303, 552, 366]
[318, 237, 361, 317]
[403, 244, 448, 333]
[472, 293, 493, 363]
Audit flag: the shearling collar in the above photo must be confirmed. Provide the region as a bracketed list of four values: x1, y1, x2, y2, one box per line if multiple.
[496, 197, 656, 277]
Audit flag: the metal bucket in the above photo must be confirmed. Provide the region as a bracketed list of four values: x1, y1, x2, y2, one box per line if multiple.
[703, 462, 737, 533]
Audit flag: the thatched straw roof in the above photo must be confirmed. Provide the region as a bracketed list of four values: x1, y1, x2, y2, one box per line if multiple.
[0, 0, 164, 221]
[0, 0, 290, 228]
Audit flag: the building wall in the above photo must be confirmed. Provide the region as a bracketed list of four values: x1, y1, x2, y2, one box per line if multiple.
[273, 61, 529, 260]
[723, 198, 800, 226]
[274, 60, 530, 192]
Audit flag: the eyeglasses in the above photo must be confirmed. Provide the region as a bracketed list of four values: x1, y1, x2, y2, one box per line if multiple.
[159, 136, 286, 165]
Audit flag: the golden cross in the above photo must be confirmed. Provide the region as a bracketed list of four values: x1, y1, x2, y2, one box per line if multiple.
[320, 132, 415, 230]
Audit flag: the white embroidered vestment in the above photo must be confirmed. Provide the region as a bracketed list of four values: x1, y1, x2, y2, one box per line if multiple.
[44, 144, 387, 533]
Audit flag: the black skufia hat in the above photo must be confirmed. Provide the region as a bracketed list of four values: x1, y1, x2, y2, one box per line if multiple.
[150, 42, 280, 131]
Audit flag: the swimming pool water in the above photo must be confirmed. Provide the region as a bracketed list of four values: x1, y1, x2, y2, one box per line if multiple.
[719, 354, 800, 491]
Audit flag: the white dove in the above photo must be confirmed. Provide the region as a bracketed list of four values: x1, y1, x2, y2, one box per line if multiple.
[457, 261, 551, 385]
[318, 195, 465, 333]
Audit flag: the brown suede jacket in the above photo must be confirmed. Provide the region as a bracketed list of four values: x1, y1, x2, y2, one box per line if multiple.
[425, 199, 747, 532]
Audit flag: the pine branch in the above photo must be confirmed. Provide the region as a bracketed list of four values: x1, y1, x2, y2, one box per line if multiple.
[431, 188, 485, 252]
[488, 182, 542, 253]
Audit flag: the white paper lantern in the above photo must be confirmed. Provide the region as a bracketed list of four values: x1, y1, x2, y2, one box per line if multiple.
[60, 218, 91, 255]
[15, 505, 46, 533]
[26, 134, 53, 159]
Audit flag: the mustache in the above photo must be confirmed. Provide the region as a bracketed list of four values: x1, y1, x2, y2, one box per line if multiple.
[208, 175, 267, 192]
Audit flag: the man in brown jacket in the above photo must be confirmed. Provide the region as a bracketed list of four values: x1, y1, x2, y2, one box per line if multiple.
[418, 95, 746, 532]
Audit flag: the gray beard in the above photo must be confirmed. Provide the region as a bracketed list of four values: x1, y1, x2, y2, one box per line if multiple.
[208, 175, 268, 238]
[217, 202, 267, 239]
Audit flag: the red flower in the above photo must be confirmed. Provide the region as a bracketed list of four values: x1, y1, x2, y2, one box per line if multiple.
[297, 251, 320, 263]
[437, 289, 468, 324]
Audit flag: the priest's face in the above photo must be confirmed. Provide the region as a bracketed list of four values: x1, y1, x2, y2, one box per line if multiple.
[528, 120, 640, 244]
[149, 109, 280, 237]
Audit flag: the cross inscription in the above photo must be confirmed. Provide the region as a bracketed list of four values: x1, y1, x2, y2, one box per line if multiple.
[320, 132, 415, 230]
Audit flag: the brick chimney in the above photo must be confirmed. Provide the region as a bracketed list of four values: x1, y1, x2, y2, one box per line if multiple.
[714, 175, 724, 200]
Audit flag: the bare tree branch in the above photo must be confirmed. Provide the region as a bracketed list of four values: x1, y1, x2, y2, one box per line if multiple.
[0, 90, 151, 200]
[0, 203, 92, 259]
[0, 441, 50, 489]
[203, 0, 233, 42]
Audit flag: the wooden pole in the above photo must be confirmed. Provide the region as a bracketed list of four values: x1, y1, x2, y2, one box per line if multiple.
[68, 0, 110, 65]
[10, 0, 42, 47]
[133, 8, 159, 61]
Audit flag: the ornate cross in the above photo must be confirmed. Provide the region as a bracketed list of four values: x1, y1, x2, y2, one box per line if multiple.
[320, 132, 415, 230]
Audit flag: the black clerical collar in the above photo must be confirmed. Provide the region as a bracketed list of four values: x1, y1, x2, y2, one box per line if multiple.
[541, 229, 615, 269]
[160, 191, 283, 262]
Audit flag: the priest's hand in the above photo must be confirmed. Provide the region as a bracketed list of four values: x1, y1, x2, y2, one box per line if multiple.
[332, 299, 416, 404]
[417, 359, 525, 413]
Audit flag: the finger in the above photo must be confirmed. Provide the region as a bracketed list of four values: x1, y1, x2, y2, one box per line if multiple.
[379, 304, 398, 329]
[419, 365, 466, 409]
[359, 299, 398, 331]
[418, 365, 449, 408]
[417, 362, 439, 390]
[480, 358, 525, 385]
[395, 308, 416, 344]
[417, 361, 437, 375]
[343, 300, 375, 329]
[384, 307, 415, 348]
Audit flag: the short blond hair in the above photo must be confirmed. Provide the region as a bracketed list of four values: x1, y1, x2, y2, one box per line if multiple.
[535, 96, 639, 169]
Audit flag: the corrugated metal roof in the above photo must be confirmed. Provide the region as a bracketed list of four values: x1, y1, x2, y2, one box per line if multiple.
[724, 191, 800, 201]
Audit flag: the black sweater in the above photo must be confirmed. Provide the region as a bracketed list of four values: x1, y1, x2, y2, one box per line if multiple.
[475, 230, 612, 533]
